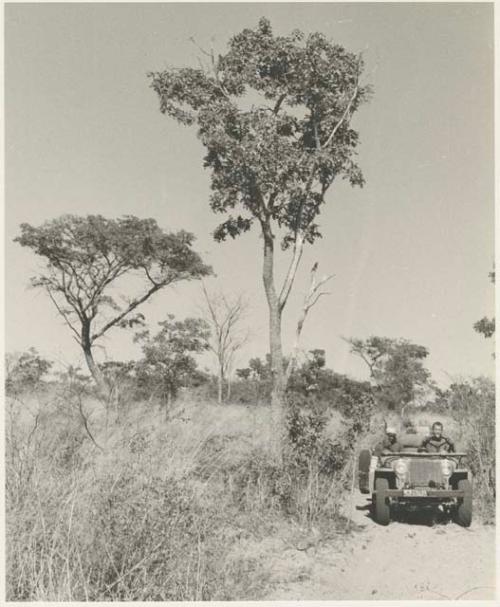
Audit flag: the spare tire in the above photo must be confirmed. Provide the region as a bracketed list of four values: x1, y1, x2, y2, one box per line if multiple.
[373, 478, 391, 526]
[358, 449, 372, 494]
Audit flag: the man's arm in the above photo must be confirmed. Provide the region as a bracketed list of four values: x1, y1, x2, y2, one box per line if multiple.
[418, 437, 429, 453]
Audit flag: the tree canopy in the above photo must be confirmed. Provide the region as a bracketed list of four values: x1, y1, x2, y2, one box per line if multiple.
[135, 315, 210, 407]
[150, 17, 370, 256]
[5, 348, 53, 395]
[346, 336, 431, 410]
[15, 214, 212, 390]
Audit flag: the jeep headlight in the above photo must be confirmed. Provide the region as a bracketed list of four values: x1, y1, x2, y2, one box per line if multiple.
[441, 459, 455, 477]
[394, 459, 408, 477]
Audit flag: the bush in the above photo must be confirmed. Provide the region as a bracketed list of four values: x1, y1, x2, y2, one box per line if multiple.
[5, 348, 52, 396]
[446, 378, 495, 523]
[8, 392, 355, 601]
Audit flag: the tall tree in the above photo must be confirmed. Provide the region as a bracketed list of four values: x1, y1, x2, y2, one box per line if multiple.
[149, 18, 370, 455]
[346, 336, 431, 411]
[201, 284, 249, 404]
[15, 215, 211, 393]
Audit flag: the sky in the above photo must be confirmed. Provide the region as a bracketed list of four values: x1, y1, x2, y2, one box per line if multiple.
[4, 2, 495, 386]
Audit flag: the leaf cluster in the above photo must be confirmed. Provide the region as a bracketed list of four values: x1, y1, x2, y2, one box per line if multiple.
[149, 18, 371, 249]
[135, 315, 211, 399]
[15, 215, 212, 346]
[346, 336, 431, 410]
[5, 348, 53, 395]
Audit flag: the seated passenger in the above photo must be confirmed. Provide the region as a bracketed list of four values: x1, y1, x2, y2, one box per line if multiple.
[419, 421, 455, 453]
[374, 427, 403, 456]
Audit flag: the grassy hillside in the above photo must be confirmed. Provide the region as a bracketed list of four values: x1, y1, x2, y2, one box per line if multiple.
[5, 375, 495, 600]
[6, 389, 359, 600]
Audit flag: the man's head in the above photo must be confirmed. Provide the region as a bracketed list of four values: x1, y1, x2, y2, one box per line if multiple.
[431, 421, 443, 438]
[386, 426, 397, 444]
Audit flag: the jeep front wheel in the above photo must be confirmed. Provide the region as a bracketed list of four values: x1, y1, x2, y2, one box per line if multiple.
[373, 478, 391, 526]
[455, 479, 472, 527]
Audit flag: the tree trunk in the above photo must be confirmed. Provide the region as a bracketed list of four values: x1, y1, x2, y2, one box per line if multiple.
[82, 341, 109, 397]
[81, 319, 109, 398]
[261, 226, 286, 461]
[217, 366, 223, 405]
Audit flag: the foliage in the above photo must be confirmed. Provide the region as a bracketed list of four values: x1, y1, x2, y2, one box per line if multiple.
[346, 336, 431, 411]
[474, 268, 495, 340]
[150, 18, 370, 249]
[287, 349, 374, 423]
[134, 315, 211, 403]
[473, 317, 495, 339]
[6, 394, 353, 601]
[5, 348, 53, 395]
[15, 215, 211, 388]
[441, 377, 495, 523]
[150, 18, 371, 451]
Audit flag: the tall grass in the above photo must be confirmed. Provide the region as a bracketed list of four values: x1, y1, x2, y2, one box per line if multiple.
[449, 378, 496, 523]
[6, 387, 354, 600]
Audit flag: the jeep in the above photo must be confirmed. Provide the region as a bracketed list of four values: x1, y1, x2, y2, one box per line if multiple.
[358, 440, 472, 527]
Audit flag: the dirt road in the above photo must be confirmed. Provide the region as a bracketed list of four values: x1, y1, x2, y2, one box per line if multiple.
[266, 491, 496, 601]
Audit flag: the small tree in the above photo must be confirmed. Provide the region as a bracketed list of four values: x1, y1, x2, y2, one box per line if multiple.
[5, 348, 53, 396]
[201, 284, 249, 403]
[15, 215, 211, 393]
[134, 315, 210, 412]
[346, 336, 431, 411]
[474, 268, 495, 340]
[150, 18, 370, 456]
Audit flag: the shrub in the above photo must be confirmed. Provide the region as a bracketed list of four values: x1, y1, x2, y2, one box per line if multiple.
[446, 377, 495, 523]
[5, 348, 52, 396]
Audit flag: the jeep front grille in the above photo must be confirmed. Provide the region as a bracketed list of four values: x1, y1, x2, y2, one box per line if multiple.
[408, 459, 443, 487]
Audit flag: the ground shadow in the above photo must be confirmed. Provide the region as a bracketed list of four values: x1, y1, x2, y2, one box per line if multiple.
[359, 498, 454, 527]
[391, 508, 453, 527]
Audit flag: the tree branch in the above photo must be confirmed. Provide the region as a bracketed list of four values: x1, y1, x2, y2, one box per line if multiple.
[90, 281, 168, 343]
[46, 288, 82, 344]
[322, 78, 359, 149]
[273, 93, 286, 114]
[77, 393, 104, 451]
[278, 232, 305, 312]
[286, 263, 335, 380]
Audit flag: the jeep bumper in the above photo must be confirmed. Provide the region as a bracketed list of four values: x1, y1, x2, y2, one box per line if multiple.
[376, 489, 465, 499]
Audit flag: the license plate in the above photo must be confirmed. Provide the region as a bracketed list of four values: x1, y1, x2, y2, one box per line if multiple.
[403, 489, 428, 497]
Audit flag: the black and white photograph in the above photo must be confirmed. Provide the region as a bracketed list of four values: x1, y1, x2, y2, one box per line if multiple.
[3, 1, 496, 602]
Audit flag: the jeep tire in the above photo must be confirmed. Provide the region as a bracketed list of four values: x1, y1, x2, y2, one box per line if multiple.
[358, 449, 372, 494]
[455, 479, 472, 527]
[373, 478, 391, 526]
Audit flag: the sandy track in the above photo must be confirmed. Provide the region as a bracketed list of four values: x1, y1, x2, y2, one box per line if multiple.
[266, 491, 496, 601]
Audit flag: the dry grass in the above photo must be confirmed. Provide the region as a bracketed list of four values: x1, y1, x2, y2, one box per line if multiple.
[5, 388, 353, 601]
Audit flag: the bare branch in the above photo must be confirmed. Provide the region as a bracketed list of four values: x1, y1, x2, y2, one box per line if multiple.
[200, 284, 250, 403]
[322, 62, 360, 149]
[76, 393, 104, 451]
[286, 264, 335, 380]
[46, 288, 82, 343]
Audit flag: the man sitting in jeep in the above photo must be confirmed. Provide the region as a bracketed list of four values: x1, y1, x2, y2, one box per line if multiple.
[419, 421, 455, 453]
[374, 426, 403, 456]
